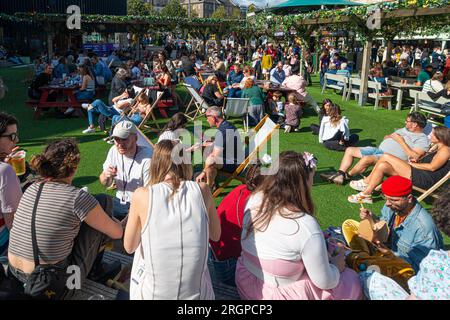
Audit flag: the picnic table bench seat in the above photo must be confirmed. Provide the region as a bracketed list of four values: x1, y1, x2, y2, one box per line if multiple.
[69, 250, 241, 300]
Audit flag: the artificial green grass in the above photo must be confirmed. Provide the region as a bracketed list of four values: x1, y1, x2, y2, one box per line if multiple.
[1, 66, 447, 245]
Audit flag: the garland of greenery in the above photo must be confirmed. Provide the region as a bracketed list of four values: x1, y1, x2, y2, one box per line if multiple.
[0, 0, 448, 40]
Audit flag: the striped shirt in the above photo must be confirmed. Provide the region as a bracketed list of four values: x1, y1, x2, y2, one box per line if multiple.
[9, 182, 98, 262]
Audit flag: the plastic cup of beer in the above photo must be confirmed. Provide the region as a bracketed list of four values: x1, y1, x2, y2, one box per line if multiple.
[9, 150, 26, 176]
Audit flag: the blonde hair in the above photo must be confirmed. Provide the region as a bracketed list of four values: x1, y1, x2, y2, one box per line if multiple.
[148, 140, 193, 199]
[244, 77, 254, 89]
[205, 75, 217, 85]
[287, 93, 298, 105]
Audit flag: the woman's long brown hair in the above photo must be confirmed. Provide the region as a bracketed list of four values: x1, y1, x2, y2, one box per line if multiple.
[245, 151, 315, 237]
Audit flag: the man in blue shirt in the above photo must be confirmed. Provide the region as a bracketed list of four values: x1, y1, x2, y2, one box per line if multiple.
[359, 176, 443, 272]
[226, 63, 244, 98]
[196, 106, 244, 189]
[269, 62, 286, 85]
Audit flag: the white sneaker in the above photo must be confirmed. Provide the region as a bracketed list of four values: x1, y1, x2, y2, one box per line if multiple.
[103, 136, 111, 141]
[64, 107, 75, 115]
[81, 103, 90, 110]
[82, 127, 95, 134]
[284, 125, 291, 133]
[106, 139, 114, 145]
[80, 186, 89, 193]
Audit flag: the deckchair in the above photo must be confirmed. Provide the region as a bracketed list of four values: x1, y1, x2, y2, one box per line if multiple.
[415, 171, 449, 202]
[223, 97, 250, 133]
[212, 115, 280, 198]
[183, 83, 209, 121]
[138, 91, 164, 133]
[184, 76, 202, 91]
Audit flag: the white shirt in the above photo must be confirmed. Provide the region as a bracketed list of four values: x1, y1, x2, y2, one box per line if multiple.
[241, 192, 340, 290]
[422, 79, 444, 94]
[102, 145, 152, 203]
[318, 116, 350, 143]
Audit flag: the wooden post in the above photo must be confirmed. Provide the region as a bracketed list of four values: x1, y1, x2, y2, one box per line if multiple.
[358, 39, 372, 106]
[47, 33, 53, 61]
[386, 39, 393, 63]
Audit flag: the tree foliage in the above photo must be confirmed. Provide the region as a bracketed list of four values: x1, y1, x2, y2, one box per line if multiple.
[160, 0, 188, 18]
[127, 0, 156, 16]
[211, 6, 227, 19]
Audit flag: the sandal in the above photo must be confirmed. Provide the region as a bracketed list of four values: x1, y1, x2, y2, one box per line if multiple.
[348, 192, 373, 204]
[349, 179, 368, 192]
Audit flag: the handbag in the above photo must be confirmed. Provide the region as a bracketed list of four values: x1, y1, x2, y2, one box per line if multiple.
[22, 183, 70, 300]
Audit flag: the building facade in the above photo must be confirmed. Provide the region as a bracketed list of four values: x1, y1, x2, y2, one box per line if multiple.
[180, 0, 239, 18]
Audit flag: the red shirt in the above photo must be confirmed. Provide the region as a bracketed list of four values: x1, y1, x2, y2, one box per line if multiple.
[209, 184, 251, 261]
[267, 48, 277, 60]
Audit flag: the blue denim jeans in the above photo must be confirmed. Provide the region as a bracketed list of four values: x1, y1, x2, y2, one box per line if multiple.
[88, 99, 120, 126]
[112, 197, 130, 219]
[208, 249, 237, 287]
[75, 90, 95, 101]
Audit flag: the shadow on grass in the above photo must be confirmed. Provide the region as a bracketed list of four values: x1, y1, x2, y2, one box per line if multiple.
[356, 139, 377, 147]
[73, 176, 98, 188]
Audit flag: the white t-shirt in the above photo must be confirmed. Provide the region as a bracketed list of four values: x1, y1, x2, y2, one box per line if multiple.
[319, 116, 350, 143]
[241, 192, 340, 290]
[102, 145, 152, 203]
[0, 162, 22, 216]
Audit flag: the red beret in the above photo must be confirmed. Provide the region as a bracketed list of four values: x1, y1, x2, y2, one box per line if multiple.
[381, 176, 412, 197]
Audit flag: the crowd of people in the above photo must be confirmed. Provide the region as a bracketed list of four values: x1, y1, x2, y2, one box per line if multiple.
[0, 38, 449, 301]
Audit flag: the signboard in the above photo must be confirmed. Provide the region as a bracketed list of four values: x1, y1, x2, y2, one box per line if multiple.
[82, 43, 115, 56]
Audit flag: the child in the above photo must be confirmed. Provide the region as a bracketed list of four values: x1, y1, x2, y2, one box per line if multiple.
[284, 93, 303, 133]
[268, 91, 284, 123]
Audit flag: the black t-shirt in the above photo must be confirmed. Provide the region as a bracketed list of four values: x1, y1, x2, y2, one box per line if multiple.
[214, 120, 243, 165]
[202, 84, 220, 105]
[31, 73, 52, 91]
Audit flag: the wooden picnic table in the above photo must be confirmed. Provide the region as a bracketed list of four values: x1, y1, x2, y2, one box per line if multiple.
[25, 84, 85, 119]
[388, 81, 423, 111]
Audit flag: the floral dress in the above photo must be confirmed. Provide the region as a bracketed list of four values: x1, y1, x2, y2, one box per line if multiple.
[360, 250, 450, 300]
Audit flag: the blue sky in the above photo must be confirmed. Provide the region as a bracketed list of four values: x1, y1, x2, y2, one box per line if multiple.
[232, 0, 283, 8]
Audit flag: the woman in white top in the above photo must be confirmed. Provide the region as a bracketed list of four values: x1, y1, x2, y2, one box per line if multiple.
[124, 140, 220, 300]
[235, 151, 361, 300]
[318, 103, 359, 151]
[422, 72, 444, 93]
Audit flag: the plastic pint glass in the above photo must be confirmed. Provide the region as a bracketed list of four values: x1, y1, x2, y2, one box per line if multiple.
[9, 150, 26, 176]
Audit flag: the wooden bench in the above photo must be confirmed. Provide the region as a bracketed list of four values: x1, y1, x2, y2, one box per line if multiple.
[321, 73, 349, 100]
[347, 78, 394, 110]
[70, 249, 240, 300]
[368, 80, 394, 110]
[409, 89, 449, 125]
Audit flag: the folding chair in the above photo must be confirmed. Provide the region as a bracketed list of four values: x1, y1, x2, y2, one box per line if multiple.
[183, 83, 209, 121]
[136, 126, 155, 152]
[184, 76, 202, 91]
[138, 91, 164, 133]
[415, 171, 449, 202]
[212, 115, 280, 198]
[223, 98, 250, 133]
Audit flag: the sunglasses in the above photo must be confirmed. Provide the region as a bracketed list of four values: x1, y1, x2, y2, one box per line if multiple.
[0, 132, 19, 142]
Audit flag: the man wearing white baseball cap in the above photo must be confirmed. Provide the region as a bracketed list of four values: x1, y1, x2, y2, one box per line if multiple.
[99, 120, 152, 218]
